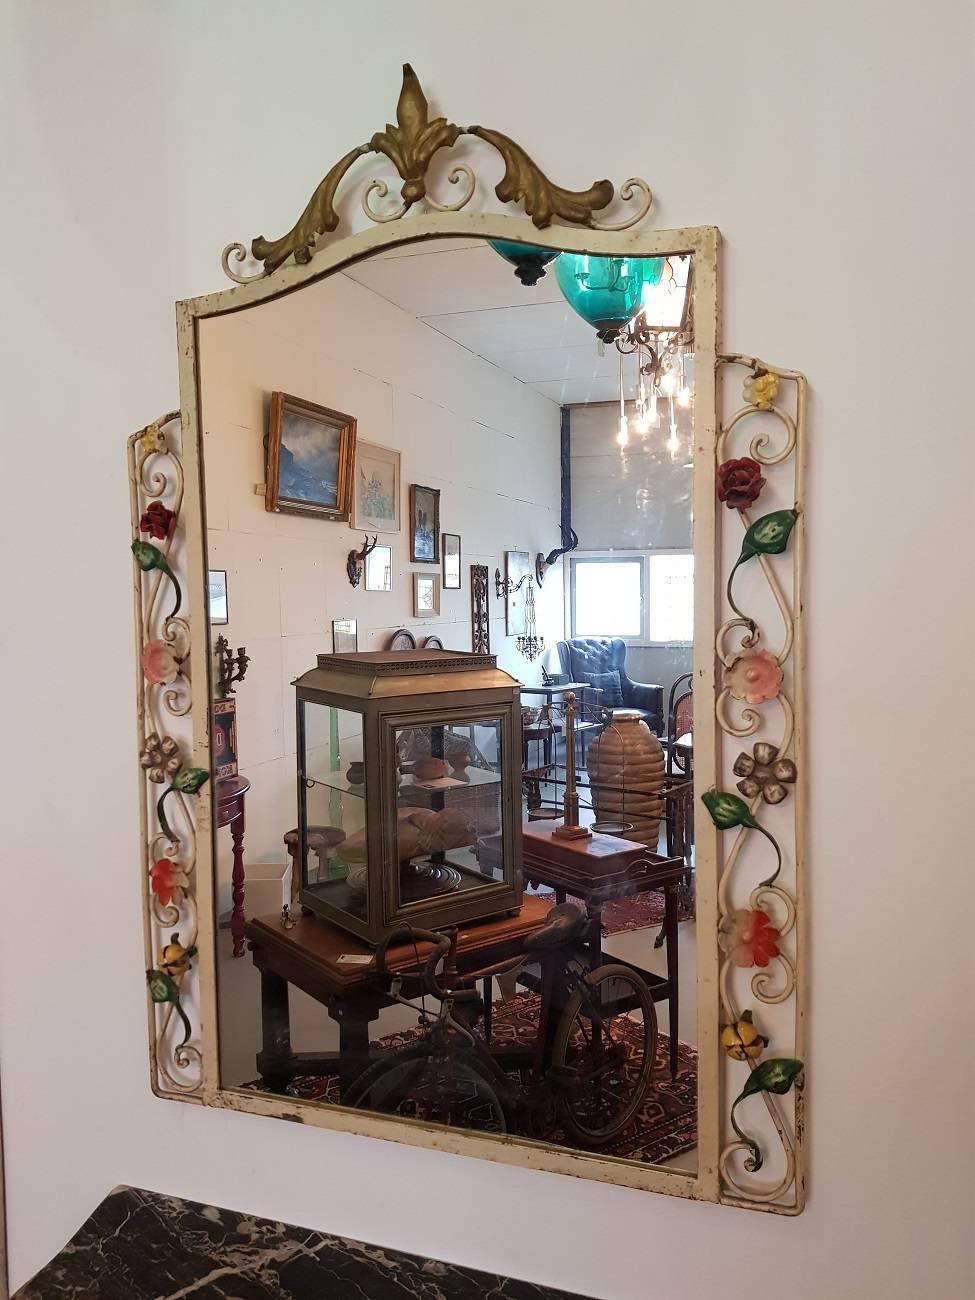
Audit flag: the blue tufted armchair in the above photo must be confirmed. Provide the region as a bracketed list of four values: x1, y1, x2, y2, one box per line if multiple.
[556, 636, 664, 734]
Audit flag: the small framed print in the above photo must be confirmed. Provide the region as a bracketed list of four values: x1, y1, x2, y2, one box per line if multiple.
[410, 484, 440, 563]
[442, 533, 461, 589]
[412, 572, 441, 617]
[352, 441, 401, 533]
[208, 570, 228, 625]
[332, 618, 358, 654]
[265, 391, 356, 521]
[364, 544, 393, 592]
[212, 698, 238, 779]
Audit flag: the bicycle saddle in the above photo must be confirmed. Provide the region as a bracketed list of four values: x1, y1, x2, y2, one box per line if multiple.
[526, 902, 588, 951]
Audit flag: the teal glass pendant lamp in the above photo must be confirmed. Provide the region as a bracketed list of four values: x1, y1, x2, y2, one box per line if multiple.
[555, 254, 665, 341]
[488, 239, 561, 286]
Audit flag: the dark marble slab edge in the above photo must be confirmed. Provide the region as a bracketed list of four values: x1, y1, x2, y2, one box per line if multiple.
[15, 1186, 593, 1299]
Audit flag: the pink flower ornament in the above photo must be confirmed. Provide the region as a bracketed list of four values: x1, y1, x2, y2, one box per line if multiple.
[723, 649, 783, 705]
[141, 639, 180, 685]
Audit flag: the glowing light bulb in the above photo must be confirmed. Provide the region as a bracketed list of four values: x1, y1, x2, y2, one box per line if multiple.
[677, 386, 692, 408]
[617, 416, 629, 447]
[660, 369, 678, 396]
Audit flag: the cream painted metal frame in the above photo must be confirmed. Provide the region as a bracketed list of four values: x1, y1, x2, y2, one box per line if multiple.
[130, 68, 805, 1213]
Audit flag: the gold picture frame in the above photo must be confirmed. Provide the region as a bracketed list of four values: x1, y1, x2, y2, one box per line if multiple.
[265, 391, 356, 521]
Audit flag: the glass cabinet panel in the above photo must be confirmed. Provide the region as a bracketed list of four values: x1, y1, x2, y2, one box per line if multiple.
[392, 716, 506, 911]
[299, 701, 370, 922]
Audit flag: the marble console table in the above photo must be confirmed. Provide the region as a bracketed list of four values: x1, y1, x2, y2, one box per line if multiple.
[15, 1186, 588, 1299]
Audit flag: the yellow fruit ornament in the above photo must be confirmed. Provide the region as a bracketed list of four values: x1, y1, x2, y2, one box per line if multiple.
[158, 933, 197, 978]
[720, 1009, 769, 1061]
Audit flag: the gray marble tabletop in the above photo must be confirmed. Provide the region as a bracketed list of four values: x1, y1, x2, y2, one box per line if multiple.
[15, 1186, 591, 1299]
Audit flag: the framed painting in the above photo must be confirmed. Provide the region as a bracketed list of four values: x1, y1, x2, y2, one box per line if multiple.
[265, 391, 356, 521]
[409, 484, 440, 563]
[412, 572, 441, 617]
[442, 533, 461, 589]
[505, 549, 531, 636]
[352, 441, 401, 533]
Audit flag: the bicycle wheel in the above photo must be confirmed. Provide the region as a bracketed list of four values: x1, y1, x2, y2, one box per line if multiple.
[344, 1043, 508, 1134]
[551, 963, 657, 1146]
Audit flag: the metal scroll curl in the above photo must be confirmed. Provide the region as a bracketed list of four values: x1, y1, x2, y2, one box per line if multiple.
[221, 63, 655, 281]
[708, 356, 807, 1212]
[129, 412, 206, 1098]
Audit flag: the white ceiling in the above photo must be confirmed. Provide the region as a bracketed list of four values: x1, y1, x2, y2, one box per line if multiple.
[342, 238, 627, 405]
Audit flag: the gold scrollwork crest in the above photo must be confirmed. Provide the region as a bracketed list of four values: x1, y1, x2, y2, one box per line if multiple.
[225, 63, 652, 281]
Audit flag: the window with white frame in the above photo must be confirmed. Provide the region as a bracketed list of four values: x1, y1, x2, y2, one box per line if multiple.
[566, 550, 693, 644]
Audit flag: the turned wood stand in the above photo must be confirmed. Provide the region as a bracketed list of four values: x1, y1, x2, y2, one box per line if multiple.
[217, 774, 250, 958]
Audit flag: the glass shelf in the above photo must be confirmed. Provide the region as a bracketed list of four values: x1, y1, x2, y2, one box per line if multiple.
[304, 771, 366, 798]
[305, 765, 503, 800]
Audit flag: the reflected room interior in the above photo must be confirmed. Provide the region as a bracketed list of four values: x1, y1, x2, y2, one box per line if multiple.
[201, 237, 698, 1171]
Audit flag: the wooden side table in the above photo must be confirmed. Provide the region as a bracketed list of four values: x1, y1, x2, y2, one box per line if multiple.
[217, 775, 250, 957]
[246, 895, 554, 1098]
[521, 820, 687, 1078]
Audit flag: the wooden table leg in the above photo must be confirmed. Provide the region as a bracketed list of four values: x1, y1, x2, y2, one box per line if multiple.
[255, 968, 294, 1090]
[230, 803, 246, 958]
[663, 882, 679, 1079]
[331, 998, 376, 1099]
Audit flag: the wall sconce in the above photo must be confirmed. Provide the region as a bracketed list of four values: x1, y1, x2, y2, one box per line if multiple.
[214, 634, 250, 701]
[495, 567, 529, 599]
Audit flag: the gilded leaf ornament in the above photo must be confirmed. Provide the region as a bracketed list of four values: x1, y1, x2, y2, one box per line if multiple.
[251, 144, 372, 273]
[467, 125, 614, 228]
[230, 63, 647, 280]
[370, 63, 462, 206]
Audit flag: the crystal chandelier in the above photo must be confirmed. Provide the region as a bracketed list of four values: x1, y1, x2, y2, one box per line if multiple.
[614, 256, 694, 459]
[516, 577, 545, 661]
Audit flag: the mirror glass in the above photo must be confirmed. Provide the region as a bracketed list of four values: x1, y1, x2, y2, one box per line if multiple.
[201, 234, 698, 1173]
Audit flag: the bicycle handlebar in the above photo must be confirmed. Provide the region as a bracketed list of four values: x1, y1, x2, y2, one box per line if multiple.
[374, 926, 455, 999]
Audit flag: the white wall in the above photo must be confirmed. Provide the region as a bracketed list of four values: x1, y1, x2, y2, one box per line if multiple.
[199, 267, 562, 884]
[2, 4, 972, 1298]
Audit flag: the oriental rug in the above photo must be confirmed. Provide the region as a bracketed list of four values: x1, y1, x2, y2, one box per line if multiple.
[249, 992, 697, 1166]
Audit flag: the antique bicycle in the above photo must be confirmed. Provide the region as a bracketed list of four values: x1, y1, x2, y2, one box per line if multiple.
[344, 903, 658, 1147]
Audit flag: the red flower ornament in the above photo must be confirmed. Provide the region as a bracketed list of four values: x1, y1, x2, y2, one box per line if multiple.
[720, 908, 781, 968]
[140, 501, 176, 540]
[149, 857, 188, 907]
[717, 457, 766, 510]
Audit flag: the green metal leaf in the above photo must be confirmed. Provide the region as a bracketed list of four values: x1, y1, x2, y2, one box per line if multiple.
[702, 789, 755, 831]
[171, 767, 210, 795]
[702, 789, 783, 885]
[740, 509, 798, 561]
[131, 540, 182, 617]
[739, 1057, 804, 1100]
[725, 509, 798, 630]
[729, 1058, 804, 1173]
[146, 969, 178, 1004]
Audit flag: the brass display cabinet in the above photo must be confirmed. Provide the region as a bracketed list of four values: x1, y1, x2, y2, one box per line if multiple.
[293, 650, 524, 944]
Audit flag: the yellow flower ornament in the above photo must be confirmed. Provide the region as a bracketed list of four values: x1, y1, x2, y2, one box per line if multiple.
[743, 369, 779, 409]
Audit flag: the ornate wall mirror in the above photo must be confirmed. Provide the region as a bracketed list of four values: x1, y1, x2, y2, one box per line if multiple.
[131, 64, 806, 1212]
